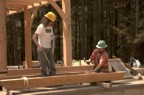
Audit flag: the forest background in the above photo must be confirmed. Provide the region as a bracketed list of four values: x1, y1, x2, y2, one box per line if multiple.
[6, 0, 144, 66]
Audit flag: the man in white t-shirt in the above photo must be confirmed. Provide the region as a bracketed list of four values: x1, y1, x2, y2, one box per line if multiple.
[32, 11, 56, 76]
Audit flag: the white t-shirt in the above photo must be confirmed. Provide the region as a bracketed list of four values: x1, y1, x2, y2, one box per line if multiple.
[35, 24, 54, 48]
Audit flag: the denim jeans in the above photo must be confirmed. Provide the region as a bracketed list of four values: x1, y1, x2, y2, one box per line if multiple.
[37, 48, 56, 76]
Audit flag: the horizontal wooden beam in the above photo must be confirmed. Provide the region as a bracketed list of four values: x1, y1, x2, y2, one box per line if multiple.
[0, 70, 7, 73]
[6, 0, 61, 15]
[6, 2, 34, 6]
[0, 66, 93, 81]
[6, 0, 41, 6]
[0, 72, 124, 90]
[4, 59, 126, 76]
[6, 0, 41, 3]
[0, 59, 129, 80]
[6, 66, 93, 76]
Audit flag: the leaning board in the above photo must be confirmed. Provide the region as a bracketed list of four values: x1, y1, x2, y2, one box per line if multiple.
[108, 58, 132, 78]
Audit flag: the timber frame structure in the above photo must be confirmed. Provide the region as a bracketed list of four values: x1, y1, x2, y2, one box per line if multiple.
[0, 0, 72, 70]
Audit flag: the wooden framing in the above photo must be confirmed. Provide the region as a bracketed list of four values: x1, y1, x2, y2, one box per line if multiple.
[62, 0, 72, 66]
[6, 66, 93, 76]
[24, 7, 32, 68]
[5, 0, 61, 15]
[0, 66, 93, 82]
[0, 72, 124, 95]
[0, 59, 130, 77]
[0, 0, 7, 71]
[0, 0, 72, 69]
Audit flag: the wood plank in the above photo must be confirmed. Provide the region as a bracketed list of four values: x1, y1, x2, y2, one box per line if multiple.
[0, 70, 7, 73]
[48, 0, 67, 21]
[6, 5, 25, 9]
[24, 7, 32, 68]
[0, 59, 131, 79]
[6, 66, 93, 76]
[0, 66, 92, 81]
[6, 0, 41, 6]
[6, 0, 41, 3]
[0, 72, 124, 90]
[6, 0, 61, 15]
[6, 59, 131, 76]
[108, 58, 132, 78]
[0, 0, 7, 71]
[62, 0, 72, 66]
[6, 68, 40, 76]
[6, 2, 34, 6]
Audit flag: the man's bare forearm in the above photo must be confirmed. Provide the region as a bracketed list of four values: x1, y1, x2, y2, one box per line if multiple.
[94, 63, 103, 71]
[32, 33, 40, 47]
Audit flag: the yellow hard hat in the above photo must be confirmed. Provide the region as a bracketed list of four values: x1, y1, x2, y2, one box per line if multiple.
[44, 11, 56, 22]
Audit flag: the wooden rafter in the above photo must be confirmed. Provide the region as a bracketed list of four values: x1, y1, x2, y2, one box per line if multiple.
[6, 2, 34, 6]
[5, 0, 61, 15]
[3, 0, 72, 67]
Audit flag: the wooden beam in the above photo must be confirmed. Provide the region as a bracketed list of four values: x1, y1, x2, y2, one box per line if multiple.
[6, 66, 93, 76]
[0, 0, 7, 70]
[43, 0, 72, 66]
[0, 72, 124, 90]
[30, 8, 38, 26]
[6, 0, 41, 2]
[48, 0, 67, 21]
[5, 59, 127, 76]
[6, 2, 34, 6]
[24, 7, 32, 68]
[0, 66, 93, 82]
[6, 0, 61, 15]
[6, 0, 41, 5]
[62, 0, 72, 66]
[6, 5, 25, 9]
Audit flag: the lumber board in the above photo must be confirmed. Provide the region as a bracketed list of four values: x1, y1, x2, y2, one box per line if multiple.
[124, 63, 143, 80]
[0, 66, 93, 81]
[6, 59, 124, 76]
[0, 70, 7, 73]
[6, 68, 40, 76]
[108, 58, 133, 78]
[24, 6, 32, 68]
[0, 59, 131, 80]
[0, 72, 124, 90]
[0, 0, 7, 71]
[62, 0, 72, 66]
[6, 0, 61, 15]
[6, 66, 93, 76]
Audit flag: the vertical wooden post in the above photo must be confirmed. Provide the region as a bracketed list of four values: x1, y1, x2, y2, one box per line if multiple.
[0, 0, 7, 70]
[62, 0, 72, 66]
[24, 7, 32, 68]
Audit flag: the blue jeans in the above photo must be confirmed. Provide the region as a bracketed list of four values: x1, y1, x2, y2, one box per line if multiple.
[37, 48, 56, 76]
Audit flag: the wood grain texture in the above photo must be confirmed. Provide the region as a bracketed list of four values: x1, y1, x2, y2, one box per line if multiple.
[0, 72, 124, 90]
[0, 0, 7, 70]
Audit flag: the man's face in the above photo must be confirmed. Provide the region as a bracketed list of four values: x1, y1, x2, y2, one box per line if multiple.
[49, 21, 54, 26]
[98, 48, 104, 52]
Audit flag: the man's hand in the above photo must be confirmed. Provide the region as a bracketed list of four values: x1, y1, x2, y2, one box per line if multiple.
[85, 59, 91, 65]
[89, 70, 96, 74]
[84, 70, 96, 74]
[38, 46, 44, 51]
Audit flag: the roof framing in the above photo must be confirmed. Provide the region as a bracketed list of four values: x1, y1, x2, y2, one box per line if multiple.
[5, 0, 61, 15]
[0, 0, 72, 70]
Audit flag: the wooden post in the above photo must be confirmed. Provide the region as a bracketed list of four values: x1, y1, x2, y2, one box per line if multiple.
[24, 7, 32, 68]
[62, 0, 72, 66]
[0, 0, 7, 70]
